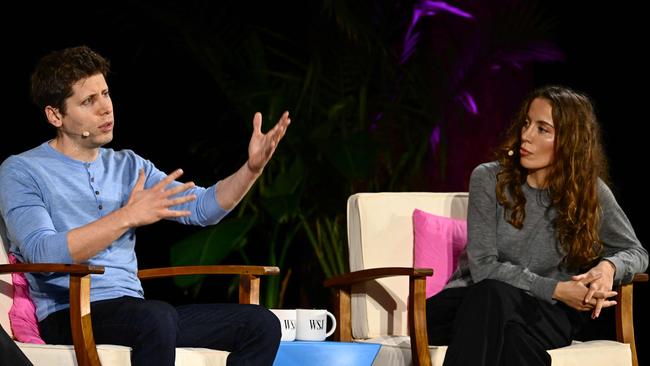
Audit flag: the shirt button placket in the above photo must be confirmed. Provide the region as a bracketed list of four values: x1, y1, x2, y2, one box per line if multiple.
[86, 164, 103, 214]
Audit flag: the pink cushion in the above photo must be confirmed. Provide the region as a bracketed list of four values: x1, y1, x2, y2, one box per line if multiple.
[7, 253, 45, 344]
[412, 209, 467, 299]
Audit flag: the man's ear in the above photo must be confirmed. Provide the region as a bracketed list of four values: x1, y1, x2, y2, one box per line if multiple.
[45, 106, 63, 128]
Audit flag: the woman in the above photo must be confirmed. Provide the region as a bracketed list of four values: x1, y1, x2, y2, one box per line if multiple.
[425, 85, 648, 365]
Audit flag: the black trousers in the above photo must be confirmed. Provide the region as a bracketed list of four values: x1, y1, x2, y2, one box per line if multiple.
[426, 279, 586, 366]
[1, 326, 33, 366]
[39, 296, 281, 366]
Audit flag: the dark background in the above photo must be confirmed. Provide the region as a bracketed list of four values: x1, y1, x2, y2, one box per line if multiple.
[3, 0, 648, 362]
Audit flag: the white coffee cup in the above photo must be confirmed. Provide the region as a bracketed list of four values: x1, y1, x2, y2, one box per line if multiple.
[270, 309, 297, 341]
[295, 309, 337, 341]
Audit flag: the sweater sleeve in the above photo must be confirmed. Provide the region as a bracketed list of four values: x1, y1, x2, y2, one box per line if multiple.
[0, 157, 74, 264]
[138, 155, 229, 227]
[597, 181, 648, 284]
[466, 163, 559, 303]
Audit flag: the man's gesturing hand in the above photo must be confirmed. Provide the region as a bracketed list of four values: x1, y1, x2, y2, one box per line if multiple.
[247, 111, 291, 174]
[124, 169, 196, 227]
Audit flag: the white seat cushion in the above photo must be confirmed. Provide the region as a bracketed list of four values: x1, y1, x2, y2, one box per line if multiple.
[17, 342, 229, 366]
[547, 340, 631, 366]
[357, 336, 631, 366]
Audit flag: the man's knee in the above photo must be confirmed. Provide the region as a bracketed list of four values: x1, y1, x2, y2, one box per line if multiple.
[249, 305, 281, 338]
[131, 300, 179, 342]
[236, 304, 281, 346]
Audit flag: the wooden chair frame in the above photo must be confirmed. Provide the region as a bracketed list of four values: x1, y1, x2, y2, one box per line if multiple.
[0, 264, 279, 366]
[324, 267, 648, 366]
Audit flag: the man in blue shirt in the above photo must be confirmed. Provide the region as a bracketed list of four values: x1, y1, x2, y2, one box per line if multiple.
[0, 45, 290, 366]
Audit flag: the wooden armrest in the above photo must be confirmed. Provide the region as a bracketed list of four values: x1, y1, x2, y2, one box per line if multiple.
[615, 273, 647, 366]
[323, 267, 433, 288]
[0, 263, 104, 275]
[323, 267, 433, 366]
[137, 265, 279, 279]
[0, 263, 103, 366]
[138, 265, 280, 305]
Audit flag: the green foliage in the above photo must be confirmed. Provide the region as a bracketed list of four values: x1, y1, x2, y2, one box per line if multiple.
[169, 215, 257, 297]
[301, 214, 347, 280]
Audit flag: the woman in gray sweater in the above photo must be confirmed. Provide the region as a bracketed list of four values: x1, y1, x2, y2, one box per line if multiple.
[426, 85, 648, 365]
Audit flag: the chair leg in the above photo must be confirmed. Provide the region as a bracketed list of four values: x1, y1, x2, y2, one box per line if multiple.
[69, 274, 101, 366]
[239, 275, 260, 304]
[332, 288, 352, 342]
[409, 276, 431, 366]
[616, 283, 637, 366]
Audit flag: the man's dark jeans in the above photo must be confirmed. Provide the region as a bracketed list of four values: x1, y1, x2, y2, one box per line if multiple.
[40, 296, 281, 366]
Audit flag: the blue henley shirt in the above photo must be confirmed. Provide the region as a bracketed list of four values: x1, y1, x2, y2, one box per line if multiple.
[0, 142, 228, 321]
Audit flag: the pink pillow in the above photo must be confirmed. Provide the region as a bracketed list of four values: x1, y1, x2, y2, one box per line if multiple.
[7, 253, 45, 344]
[412, 209, 467, 299]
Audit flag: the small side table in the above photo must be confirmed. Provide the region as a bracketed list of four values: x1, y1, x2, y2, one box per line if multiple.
[273, 341, 381, 366]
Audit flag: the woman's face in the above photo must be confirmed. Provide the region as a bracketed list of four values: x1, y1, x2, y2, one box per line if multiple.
[520, 97, 555, 188]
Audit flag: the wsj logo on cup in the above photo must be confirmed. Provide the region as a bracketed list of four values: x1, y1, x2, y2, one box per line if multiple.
[283, 319, 296, 330]
[296, 309, 336, 341]
[270, 309, 297, 341]
[309, 319, 325, 330]
[270, 309, 337, 341]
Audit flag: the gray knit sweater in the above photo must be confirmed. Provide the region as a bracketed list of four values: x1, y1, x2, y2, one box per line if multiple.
[445, 161, 648, 303]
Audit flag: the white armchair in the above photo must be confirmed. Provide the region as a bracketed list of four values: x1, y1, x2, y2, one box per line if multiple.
[324, 192, 647, 366]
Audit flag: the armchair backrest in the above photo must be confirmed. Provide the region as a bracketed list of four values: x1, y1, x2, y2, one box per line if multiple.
[0, 217, 15, 338]
[347, 192, 468, 339]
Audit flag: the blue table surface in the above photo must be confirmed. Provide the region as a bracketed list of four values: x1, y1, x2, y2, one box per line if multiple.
[273, 341, 381, 366]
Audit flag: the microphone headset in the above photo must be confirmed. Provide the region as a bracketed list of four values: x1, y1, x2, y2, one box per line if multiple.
[59, 126, 91, 138]
[49, 108, 92, 138]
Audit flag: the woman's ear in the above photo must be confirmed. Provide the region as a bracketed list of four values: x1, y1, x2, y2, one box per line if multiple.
[44, 106, 63, 128]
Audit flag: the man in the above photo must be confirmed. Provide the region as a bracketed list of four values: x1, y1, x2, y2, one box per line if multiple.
[0, 45, 290, 365]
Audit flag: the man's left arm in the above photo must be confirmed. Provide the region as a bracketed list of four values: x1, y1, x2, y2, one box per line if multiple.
[216, 111, 290, 210]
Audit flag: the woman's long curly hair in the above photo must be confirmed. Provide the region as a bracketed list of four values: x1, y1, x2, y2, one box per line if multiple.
[495, 85, 609, 271]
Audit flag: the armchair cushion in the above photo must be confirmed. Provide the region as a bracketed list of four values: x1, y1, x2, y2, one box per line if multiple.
[412, 209, 467, 299]
[355, 337, 632, 366]
[7, 253, 44, 344]
[16, 342, 229, 366]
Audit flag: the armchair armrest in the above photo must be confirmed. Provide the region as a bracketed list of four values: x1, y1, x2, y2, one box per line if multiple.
[0, 263, 105, 275]
[324, 267, 433, 366]
[615, 273, 648, 366]
[0, 263, 105, 366]
[324, 267, 432, 288]
[138, 265, 280, 304]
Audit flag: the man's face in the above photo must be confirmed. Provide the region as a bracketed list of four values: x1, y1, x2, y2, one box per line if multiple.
[59, 73, 114, 147]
